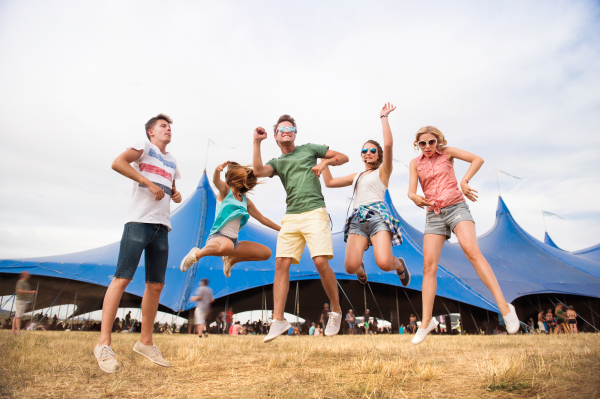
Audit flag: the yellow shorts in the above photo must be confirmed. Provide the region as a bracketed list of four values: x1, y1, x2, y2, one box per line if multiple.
[276, 207, 334, 265]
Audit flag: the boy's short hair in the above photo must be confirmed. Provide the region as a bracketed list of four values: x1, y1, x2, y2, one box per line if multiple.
[145, 114, 173, 140]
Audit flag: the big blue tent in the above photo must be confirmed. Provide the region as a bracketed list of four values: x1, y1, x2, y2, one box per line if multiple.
[1, 173, 599, 331]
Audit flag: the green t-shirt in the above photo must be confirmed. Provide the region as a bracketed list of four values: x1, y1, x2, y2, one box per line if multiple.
[16, 280, 32, 301]
[266, 143, 329, 214]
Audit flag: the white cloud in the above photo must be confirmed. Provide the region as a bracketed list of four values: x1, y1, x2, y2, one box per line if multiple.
[0, 0, 599, 259]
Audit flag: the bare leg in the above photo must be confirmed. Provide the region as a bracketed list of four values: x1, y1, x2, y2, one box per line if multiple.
[345, 234, 368, 275]
[313, 256, 341, 314]
[13, 317, 21, 333]
[227, 241, 272, 266]
[273, 257, 292, 320]
[453, 221, 510, 315]
[194, 237, 234, 259]
[98, 278, 131, 346]
[140, 282, 164, 345]
[421, 234, 446, 329]
[370, 231, 404, 272]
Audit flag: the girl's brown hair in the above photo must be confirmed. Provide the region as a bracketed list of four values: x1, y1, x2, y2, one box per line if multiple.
[363, 140, 383, 166]
[413, 126, 448, 151]
[225, 162, 259, 194]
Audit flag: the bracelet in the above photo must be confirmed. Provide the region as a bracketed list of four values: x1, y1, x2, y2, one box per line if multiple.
[380, 115, 388, 118]
[335, 158, 339, 165]
[462, 179, 469, 183]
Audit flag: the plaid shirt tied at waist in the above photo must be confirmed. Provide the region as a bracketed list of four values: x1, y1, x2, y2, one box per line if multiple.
[344, 202, 403, 247]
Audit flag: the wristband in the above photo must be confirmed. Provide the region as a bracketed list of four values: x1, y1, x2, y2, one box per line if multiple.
[335, 158, 339, 165]
[462, 179, 469, 183]
[380, 115, 388, 118]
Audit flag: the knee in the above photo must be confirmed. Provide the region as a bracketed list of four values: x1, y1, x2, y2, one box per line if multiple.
[463, 247, 481, 262]
[375, 255, 394, 272]
[261, 248, 272, 261]
[422, 262, 437, 276]
[145, 282, 164, 294]
[344, 259, 362, 273]
[313, 256, 329, 271]
[111, 278, 131, 289]
[275, 258, 291, 271]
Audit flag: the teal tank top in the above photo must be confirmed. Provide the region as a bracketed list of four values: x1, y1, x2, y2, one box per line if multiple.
[209, 189, 249, 235]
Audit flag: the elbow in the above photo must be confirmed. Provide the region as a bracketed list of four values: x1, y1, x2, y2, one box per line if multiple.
[478, 157, 485, 165]
[111, 159, 120, 171]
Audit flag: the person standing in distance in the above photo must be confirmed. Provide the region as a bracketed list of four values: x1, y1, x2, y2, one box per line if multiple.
[94, 114, 182, 373]
[252, 115, 349, 342]
[12, 271, 36, 335]
[191, 278, 214, 338]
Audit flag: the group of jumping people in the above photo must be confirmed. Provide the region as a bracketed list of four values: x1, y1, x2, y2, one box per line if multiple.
[93, 104, 520, 374]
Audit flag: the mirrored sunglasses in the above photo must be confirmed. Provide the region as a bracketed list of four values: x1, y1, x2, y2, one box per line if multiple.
[361, 148, 377, 154]
[277, 127, 296, 133]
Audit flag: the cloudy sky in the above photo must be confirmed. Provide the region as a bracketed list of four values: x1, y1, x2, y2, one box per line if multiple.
[1, 0, 599, 260]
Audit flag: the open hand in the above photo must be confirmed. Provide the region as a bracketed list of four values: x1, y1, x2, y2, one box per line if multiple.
[380, 102, 396, 117]
[461, 181, 478, 202]
[254, 127, 268, 142]
[216, 160, 230, 173]
[171, 187, 182, 203]
[147, 182, 165, 201]
[411, 195, 433, 209]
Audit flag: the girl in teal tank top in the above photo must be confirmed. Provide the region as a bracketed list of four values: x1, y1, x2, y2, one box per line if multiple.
[180, 161, 281, 278]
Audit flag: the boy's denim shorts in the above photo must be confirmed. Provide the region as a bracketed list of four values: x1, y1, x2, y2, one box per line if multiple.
[347, 212, 391, 243]
[424, 202, 475, 239]
[114, 222, 169, 284]
[206, 231, 239, 250]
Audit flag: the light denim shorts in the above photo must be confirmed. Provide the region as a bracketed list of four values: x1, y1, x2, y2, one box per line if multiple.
[206, 231, 239, 250]
[424, 202, 475, 239]
[347, 211, 391, 245]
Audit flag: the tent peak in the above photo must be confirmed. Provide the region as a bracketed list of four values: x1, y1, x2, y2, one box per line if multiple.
[544, 232, 562, 250]
[197, 171, 210, 190]
[495, 196, 510, 217]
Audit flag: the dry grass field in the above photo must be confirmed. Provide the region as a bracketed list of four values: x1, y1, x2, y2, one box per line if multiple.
[1, 331, 599, 398]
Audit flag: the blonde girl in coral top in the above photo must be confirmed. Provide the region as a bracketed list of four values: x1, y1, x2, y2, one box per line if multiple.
[407, 126, 520, 344]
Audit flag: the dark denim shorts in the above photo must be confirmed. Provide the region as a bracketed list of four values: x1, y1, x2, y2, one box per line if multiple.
[206, 231, 239, 249]
[114, 222, 169, 284]
[347, 212, 391, 243]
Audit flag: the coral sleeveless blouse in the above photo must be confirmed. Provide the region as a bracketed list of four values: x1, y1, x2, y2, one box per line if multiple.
[415, 149, 465, 214]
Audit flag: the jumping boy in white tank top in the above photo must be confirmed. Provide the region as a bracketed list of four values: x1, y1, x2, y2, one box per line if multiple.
[322, 103, 410, 287]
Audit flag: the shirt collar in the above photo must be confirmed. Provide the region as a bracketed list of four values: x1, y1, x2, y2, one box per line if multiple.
[418, 148, 443, 160]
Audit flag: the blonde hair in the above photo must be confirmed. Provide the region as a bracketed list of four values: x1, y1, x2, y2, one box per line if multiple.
[225, 162, 260, 194]
[413, 126, 447, 151]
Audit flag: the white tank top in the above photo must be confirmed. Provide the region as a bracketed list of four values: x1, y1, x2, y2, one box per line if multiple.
[216, 199, 242, 238]
[351, 170, 387, 208]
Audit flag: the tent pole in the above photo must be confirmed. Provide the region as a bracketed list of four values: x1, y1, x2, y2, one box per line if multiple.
[31, 281, 40, 323]
[589, 298, 596, 329]
[537, 295, 542, 313]
[468, 306, 481, 335]
[403, 289, 420, 321]
[395, 288, 400, 334]
[363, 285, 367, 314]
[495, 168, 500, 196]
[70, 284, 78, 330]
[296, 281, 299, 326]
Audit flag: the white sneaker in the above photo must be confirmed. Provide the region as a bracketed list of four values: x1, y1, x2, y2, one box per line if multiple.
[412, 318, 439, 345]
[94, 344, 121, 373]
[325, 311, 342, 336]
[222, 256, 233, 278]
[503, 304, 520, 334]
[180, 248, 199, 272]
[133, 341, 169, 367]
[263, 320, 291, 343]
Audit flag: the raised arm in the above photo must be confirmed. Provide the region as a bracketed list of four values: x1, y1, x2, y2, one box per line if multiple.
[252, 127, 274, 178]
[112, 148, 165, 201]
[247, 198, 281, 231]
[213, 161, 231, 201]
[408, 159, 433, 209]
[321, 165, 356, 188]
[379, 102, 396, 184]
[312, 149, 349, 177]
[444, 147, 484, 202]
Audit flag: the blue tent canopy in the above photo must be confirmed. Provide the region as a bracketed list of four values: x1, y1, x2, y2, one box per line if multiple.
[1, 173, 599, 315]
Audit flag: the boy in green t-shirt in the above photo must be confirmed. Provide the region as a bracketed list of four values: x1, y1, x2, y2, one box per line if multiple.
[252, 114, 349, 343]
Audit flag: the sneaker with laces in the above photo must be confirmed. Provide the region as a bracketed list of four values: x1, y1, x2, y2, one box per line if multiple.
[263, 319, 291, 343]
[325, 311, 342, 336]
[94, 344, 121, 373]
[222, 256, 233, 278]
[503, 304, 520, 334]
[397, 257, 410, 287]
[357, 262, 368, 285]
[411, 317, 439, 345]
[180, 248, 199, 272]
[133, 341, 169, 367]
